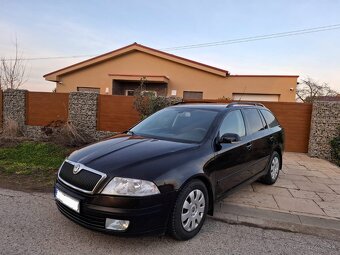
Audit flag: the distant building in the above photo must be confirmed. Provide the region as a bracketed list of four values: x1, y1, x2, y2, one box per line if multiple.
[44, 43, 298, 102]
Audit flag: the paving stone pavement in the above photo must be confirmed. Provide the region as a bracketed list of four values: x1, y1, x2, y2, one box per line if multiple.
[221, 152, 340, 219]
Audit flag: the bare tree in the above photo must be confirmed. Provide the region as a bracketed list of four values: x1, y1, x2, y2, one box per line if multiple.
[0, 39, 27, 90]
[296, 77, 338, 103]
[0, 67, 2, 89]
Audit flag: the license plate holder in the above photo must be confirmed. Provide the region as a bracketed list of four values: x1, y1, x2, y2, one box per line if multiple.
[55, 188, 80, 213]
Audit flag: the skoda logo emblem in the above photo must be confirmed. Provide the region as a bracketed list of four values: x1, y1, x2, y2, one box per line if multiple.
[73, 164, 82, 174]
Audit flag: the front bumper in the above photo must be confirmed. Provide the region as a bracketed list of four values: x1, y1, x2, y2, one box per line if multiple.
[55, 180, 177, 236]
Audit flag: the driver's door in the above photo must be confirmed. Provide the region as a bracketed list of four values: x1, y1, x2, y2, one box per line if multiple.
[211, 110, 253, 198]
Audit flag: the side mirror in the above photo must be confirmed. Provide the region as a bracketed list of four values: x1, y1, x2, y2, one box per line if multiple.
[219, 133, 241, 144]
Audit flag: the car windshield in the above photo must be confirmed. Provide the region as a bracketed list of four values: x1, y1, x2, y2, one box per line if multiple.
[130, 107, 218, 143]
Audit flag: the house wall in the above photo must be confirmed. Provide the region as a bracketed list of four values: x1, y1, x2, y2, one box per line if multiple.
[54, 51, 297, 102]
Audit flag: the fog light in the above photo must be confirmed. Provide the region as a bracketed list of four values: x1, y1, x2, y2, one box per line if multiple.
[105, 218, 130, 231]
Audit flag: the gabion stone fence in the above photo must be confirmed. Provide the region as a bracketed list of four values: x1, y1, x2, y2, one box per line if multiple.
[308, 100, 340, 161]
[1, 89, 339, 162]
[1, 89, 113, 141]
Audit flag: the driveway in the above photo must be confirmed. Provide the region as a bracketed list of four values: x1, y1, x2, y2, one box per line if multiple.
[1, 188, 340, 255]
[221, 152, 340, 218]
[213, 153, 340, 240]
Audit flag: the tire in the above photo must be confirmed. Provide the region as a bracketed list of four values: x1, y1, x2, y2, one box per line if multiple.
[260, 151, 281, 185]
[168, 179, 209, 241]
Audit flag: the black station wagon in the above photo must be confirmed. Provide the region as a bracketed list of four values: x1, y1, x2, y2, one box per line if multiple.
[55, 102, 284, 240]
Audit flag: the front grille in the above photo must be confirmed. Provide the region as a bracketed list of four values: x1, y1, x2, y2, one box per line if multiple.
[56, 200, 105, 229]
[58, 161, 105, 193]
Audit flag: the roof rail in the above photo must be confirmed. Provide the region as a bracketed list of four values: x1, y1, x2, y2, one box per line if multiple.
[173, 100, 186, 105]
[173, 100, 221, 105]
[226, 102, 265, 108]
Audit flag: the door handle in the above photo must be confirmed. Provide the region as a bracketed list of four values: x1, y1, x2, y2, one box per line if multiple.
[246, 142, 252, 150]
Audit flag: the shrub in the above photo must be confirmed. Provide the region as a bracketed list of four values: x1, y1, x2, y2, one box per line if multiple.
[133, 87, 181, 119]
[2, 118, 22, 137]
[0, 119, 29, 148]
[330, 126, 340, 166]
[41, 120, 94, 147]
[217, 96, 232, 101]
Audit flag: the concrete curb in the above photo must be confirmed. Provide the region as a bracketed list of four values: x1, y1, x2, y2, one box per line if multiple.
[211, 203, 340, 241]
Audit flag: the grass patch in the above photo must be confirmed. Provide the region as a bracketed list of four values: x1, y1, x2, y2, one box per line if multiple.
[0, 142, 70, 189]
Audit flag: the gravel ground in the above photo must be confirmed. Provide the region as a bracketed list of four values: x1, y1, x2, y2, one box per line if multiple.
[1, 188, 340, 255]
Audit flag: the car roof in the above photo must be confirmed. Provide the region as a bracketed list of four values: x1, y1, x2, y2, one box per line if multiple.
[171, 102, 266, 112]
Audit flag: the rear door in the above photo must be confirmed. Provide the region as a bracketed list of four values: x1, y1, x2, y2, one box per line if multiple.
[242, 108, 272, 176]
[260, 109, 284, 152]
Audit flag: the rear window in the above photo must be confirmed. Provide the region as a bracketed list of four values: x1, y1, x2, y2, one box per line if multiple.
[242, 109, 265, 135]
[260, 110, 279, 128]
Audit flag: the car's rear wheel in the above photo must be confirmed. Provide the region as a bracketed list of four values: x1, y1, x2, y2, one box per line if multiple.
[168, 179, 208, 240]
[260, 151, 281, 185]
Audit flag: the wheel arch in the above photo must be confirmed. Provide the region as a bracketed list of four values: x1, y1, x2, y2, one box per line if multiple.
[273, 146, 283, 170]
[179, 174, 215, 216]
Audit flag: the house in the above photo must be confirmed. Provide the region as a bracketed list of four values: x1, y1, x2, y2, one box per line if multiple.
[44, 43, 298, 102]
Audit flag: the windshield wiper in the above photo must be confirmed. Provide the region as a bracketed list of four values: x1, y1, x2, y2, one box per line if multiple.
[124, 130, 135, 136]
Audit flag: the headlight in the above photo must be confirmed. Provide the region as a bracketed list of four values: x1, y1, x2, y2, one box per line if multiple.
[101, 177, 160, 196]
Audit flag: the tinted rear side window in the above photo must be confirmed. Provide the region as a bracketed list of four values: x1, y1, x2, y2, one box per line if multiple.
[242, 109, 265, 135]
[260, 110, 279, 128]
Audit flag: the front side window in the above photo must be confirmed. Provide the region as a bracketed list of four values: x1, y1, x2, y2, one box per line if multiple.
[219, 110, 246, 137]
[130, 107, 218, 143]
[242, 108, 265, 135]
[260, 109, 279, 128]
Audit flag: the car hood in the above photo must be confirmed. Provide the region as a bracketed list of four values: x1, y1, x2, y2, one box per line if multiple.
[68, 134, 198, 175]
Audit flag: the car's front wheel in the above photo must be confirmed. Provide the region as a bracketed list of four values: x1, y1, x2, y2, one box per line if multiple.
[168, 179, 208, 240]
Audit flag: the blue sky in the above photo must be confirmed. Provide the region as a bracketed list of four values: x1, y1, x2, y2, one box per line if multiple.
[1, 0, 340, 92]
